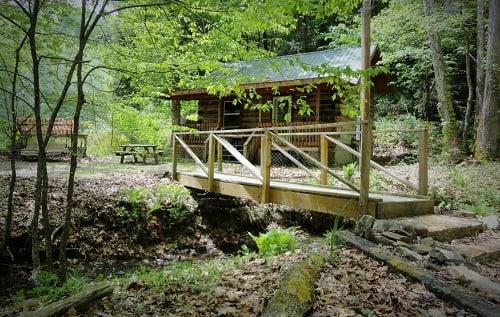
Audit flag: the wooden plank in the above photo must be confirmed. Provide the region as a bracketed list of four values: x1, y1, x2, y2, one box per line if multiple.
[207, 134, 215, 191]
[243, 131, 257, 158]
[212, 134, 263, 182]
[377, 199, 434, 219]
[272, 141, 317, 180]
[320, 135, 328, 185]
[175, 136, 208, 175]
[174, 121, 358, 135]
[177, 173, 261, 201]
[261, 131, 272, 203]
[418, 129, 429, 195]
[217, 141, 223, 172]
[271, 132, 359, 191]
[270, 188, 375, 219]
[324, 135, 418, 191]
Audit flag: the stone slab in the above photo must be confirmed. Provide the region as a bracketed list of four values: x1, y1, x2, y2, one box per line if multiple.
[446, 265, 500, 302]
[450, 243, 500, 263]
[391, 215, 483, 242]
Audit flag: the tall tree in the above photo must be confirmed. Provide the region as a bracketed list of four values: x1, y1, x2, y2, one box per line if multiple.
[475, 0, 500, 159]
[475, 0, 486, 119]
[422, 0, 461, 158]
[1, 34, 27, 256]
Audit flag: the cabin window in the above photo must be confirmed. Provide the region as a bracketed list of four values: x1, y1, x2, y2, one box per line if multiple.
[272, 96, 292, 123]
[223, 100, 240, 128]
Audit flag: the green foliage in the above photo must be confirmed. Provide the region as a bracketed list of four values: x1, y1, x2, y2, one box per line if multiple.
[116, 183, 194, 238]
[361, 307, 375, 317]
[342, 162, 358, 182]
[251, 228, 298, 256]
[457, 201, 495, 217]
[324, 217, 341, 263]
[32, 272, 89, 302]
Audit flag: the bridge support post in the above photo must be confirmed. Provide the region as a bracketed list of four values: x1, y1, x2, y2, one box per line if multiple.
[418, 129, 428, 195]
[207, 133, 216, 192]
[320, 135, 329, 185]
[217, 141, 223, 172]
[171, 135, 178, 181]
[261, 130, 272, 203]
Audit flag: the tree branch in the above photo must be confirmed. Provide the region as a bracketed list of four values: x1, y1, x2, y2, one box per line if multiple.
[104, 0, 179, 15]
[0, 12, 28, 33]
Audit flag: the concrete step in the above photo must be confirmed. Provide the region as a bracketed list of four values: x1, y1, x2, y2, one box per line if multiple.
[391, 214, 484, 242]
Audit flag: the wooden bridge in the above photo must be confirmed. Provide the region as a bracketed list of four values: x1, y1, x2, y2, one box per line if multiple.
[171, 122, 433, 219]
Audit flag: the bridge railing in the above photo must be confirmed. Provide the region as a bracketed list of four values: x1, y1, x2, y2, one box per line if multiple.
[171, 122, 429, 205]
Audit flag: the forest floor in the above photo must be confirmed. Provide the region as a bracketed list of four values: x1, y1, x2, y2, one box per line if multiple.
[0, 157, 498, 316]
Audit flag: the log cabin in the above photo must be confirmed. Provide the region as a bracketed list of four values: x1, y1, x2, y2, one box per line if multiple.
[167, 44, 390, 165]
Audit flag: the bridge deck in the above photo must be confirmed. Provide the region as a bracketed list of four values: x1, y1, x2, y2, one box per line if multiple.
[177, 171, 434, 219]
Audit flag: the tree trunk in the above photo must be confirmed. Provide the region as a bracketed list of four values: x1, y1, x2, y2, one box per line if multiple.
[423, 0, 461, 158]
[22, 282, 113, 317]
[463, 41, 474, 152]
[28, 0, 43, 271]
[60, 50, 85, 280]
[2, 35, 27, 254]
[475, 0, 486, 119]
[475, 0, 500, 159]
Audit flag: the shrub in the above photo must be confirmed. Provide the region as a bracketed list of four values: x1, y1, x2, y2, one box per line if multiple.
[116, 183, 195, 241]
[342, 162, 358, 181]
[251, 228, 297, 256]
[32, 272, 89, 302]
[457, 201, 495, 217]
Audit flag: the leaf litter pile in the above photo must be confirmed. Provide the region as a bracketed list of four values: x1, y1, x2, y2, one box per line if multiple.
[312, 248, 473, 317]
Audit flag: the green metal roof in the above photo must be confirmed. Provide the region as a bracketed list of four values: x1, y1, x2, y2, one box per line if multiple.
[222, 44, 379, 85]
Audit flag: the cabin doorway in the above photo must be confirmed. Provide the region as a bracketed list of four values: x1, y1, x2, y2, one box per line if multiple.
[223, 100, 240, 129]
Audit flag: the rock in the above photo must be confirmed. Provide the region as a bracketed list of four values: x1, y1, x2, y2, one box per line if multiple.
[421, 237, 437, 248]
[390, 215, 483, 242]
[426, 308, 446, 317]
[353, 215, 375, 240]
[398, 246, 423, 261]
[411, 243, 433, 255]
[446, 265, 500, 302]
[481, 215, 499, 230]
[372, 219, 400, 233]
[395, 240, 411, 248]
[429, 248, 466, 265]
[451, 209, 477, 218]
[373, 234, 396, 246]
[451, 242, 500, 263]
[382, 231, 412, 243]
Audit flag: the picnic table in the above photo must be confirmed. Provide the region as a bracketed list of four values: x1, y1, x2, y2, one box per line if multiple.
[114, 144, 163, 164]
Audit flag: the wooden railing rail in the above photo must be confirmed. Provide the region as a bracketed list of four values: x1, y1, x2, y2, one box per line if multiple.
[212, 134, 263, 183]
[323, 135, 418, 191]
[173, 121, 360, 135]
[174, 135, 208, 175]
[270, 132, 359, 192]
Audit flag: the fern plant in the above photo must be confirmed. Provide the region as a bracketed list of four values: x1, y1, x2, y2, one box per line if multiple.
[250, 228, 297, 256]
